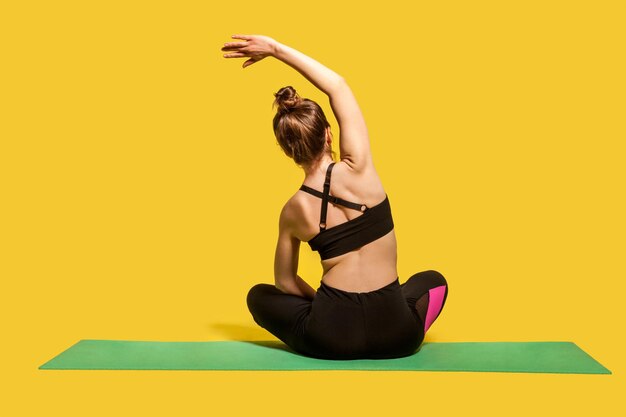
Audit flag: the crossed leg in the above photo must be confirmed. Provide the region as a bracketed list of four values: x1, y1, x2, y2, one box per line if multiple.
[401, 270, 449, 333]
[246, 283, 312, 350]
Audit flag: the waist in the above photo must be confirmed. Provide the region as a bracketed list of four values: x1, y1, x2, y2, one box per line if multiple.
[319, 249, 399, 292]
[318, 276, 401, 298]
[320, 233, 397, 290]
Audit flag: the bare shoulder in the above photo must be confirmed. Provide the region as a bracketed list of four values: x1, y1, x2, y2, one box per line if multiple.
[280, 194, 301, 223]
[278, 193, 308, 240]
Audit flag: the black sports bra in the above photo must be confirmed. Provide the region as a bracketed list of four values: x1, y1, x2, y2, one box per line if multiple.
[299, 162, 394, 260]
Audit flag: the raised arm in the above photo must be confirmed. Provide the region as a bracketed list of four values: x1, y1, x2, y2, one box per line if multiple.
[222, 34, 372, 172]
[326, 81, 372, 172]
[274, 43, 372, 172]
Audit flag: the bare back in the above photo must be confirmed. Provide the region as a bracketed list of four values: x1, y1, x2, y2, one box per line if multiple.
[289, 160, 398, 292]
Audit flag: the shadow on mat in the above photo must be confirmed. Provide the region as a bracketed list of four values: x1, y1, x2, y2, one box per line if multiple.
[239, 340, 424, 358]
[208, 323, 303, 355]
[208, 322, 270, 340]
[208, 322, 426, 357]
[239, 340, 299, 355]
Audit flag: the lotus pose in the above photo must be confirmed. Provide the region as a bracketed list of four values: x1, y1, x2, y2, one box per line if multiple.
[222, 34, 449, 359]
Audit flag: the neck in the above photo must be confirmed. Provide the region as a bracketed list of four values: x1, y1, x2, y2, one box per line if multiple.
[302, 154, 334, 180]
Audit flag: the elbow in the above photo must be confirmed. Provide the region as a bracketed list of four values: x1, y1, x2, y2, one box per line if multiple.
[273, 273, 280, 288]
[327, 76, 347, 95]
[274, 275, 297, 294]
[274, 276, 287, 293]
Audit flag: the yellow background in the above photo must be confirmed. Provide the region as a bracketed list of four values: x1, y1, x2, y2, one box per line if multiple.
[1, 0, 624, 415]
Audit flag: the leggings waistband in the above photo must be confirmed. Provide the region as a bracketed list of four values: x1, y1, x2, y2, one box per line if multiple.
[317, 277, 401, 302]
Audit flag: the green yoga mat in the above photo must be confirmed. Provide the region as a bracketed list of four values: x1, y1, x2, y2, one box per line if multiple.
[38, 340, 611, 374]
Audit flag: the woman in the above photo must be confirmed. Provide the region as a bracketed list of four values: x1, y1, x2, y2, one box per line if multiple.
[222, 34, 449, 360]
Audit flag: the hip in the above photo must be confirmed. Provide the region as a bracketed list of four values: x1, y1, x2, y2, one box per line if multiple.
[302, 277, 423, 358]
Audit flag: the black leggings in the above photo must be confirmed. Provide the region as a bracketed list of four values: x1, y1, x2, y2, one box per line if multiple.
[246, 270, 449, 360]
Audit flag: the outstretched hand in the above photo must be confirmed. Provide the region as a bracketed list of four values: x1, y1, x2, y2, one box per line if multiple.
[221, 34, 279, 69]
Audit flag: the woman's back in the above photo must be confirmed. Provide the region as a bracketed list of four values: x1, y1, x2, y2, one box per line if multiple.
[235, 34, 450, 360]
[288, 159, 398, 293]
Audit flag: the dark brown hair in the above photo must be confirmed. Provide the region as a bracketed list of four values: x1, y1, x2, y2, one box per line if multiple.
[272, 86, 335, 167]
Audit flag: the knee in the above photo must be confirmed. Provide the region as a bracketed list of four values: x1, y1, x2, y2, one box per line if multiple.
[425, 270, 448, 288]
[246, 283, 275, 313]
[408, 269, 448, 289]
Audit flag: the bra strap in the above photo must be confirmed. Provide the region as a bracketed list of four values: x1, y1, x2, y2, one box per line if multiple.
[299, 184, 368, 212]
[319, 162, 335, 230]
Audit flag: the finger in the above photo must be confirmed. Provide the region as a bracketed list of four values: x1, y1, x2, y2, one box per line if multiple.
[243, 58, 255, 68]
[232, 34, 252, 40]
[224, 52, 246, 58]
[222, 42, 247, 50]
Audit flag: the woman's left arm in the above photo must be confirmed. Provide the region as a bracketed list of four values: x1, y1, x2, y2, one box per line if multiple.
[274, 204, 316, 300]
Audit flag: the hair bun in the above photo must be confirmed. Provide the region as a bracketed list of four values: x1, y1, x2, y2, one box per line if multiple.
[273, 86, 301, 114]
